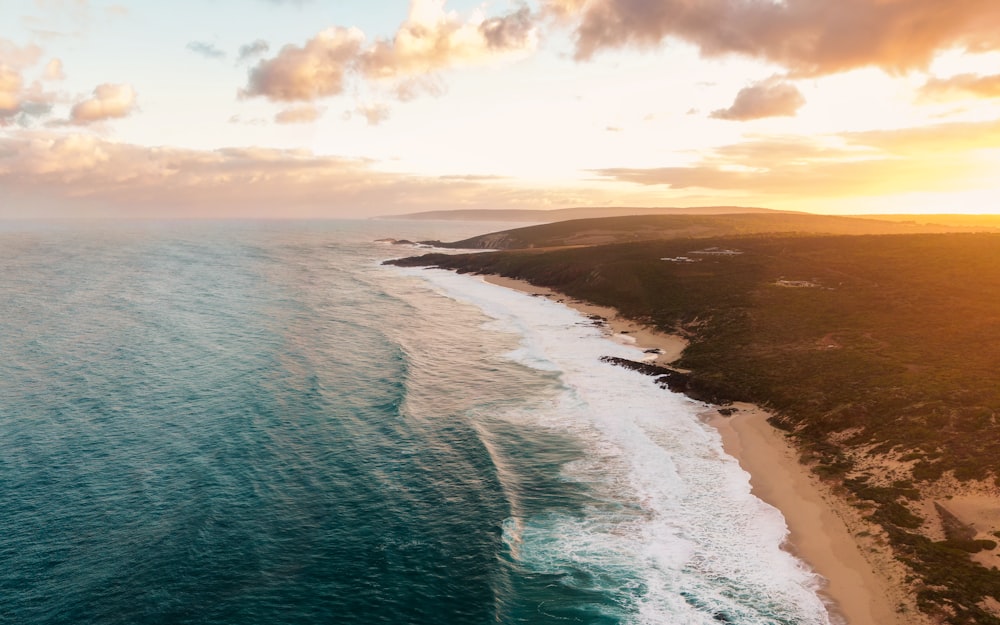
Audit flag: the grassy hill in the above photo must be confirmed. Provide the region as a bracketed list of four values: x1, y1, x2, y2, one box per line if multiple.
[430, 213, 999, 250]
[377, 205, 782, 222]
[862, 214, 1000, 230]
[389, 231, 1000, 624]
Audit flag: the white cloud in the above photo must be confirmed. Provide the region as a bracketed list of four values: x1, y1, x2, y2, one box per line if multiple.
[358, 0, 537, 79]
[69, 83, 137, 124]
[242, 27, 365, 101]
[242, 0, 538, 103]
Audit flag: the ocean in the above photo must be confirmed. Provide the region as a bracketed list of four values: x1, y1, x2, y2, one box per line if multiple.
[0, 220, 833, 625]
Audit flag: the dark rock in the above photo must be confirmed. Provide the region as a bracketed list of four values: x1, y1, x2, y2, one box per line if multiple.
[599, 356, 739, 405]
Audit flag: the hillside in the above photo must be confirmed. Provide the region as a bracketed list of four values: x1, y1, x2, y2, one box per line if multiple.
[862, 214, 1000, 230]
[377, 205, 782, 222]
[429, 213, 998, 250]
[389, 232, 1000, 625]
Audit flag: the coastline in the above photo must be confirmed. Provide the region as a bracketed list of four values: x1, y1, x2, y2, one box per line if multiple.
[709, 406, 915, 625]
[482, 274, 917, 625]
[483, 275, 688, 365]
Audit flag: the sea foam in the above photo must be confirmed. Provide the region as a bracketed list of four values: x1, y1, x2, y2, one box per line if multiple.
[407, 268, 834, 625]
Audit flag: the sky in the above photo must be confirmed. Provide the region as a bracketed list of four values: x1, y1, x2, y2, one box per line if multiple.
[2, 0, 1000, 219]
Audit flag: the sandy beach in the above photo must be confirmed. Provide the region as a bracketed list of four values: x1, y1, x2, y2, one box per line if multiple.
[483, 274, 924, 625]
[709, 405, 919, 625]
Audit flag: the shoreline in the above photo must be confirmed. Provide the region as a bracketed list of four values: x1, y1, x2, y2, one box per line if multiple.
[482, 274, 915, 625]
[483, 275, 688, 365]
[709, 406, 912, 625]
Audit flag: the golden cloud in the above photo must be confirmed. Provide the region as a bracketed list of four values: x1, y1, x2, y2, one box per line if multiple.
[710, 77, 805, 121]
[548, 0, 1000, 76]
[274, 105, 323, 124]
[919, 73, 1000, 101]
[842, 118, 1000, 155]
[0, 66, 23, 116]
[595, 118, 1000, 199]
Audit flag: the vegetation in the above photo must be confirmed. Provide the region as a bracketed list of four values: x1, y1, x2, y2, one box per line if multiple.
[430, 212, 1000, 250]
[389, 229, 1000, 623]
[381, 204, 781, 223]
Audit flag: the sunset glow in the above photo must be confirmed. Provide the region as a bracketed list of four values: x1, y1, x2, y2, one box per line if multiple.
[3, 0, 1000, 218]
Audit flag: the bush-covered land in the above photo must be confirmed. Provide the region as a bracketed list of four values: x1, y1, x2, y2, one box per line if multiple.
[431, 213, 1000, 250]
[389, 231, 1000, 624]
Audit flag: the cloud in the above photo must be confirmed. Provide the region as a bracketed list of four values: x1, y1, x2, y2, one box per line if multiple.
[355, 103, 390, 125]
[228, 114, 267, 126]
[0, 131, 624, 218]
[546, 0, 1000, 76]
[0, 66, 24, 117]
[841, 118, 1000, 155]
[3, 83, 56, 126]
[43, 58, 65, 80]
[19, 1, 93, 41]
[237, 39, 270, 64]
[274, 105, 322, 124]
[0, 40, 43, 69]
[711, 77, 805, 121]
[358, 0, 538, 79]
[596, 157, 973, 198]
[69, 83, 137, 124]
[242, 27, 364, 101]
[480, 6, 535, 49]
[919, 73, 1000, 101]
[243, 0, 538, 102]
[437, 174, 508, 181]
[0, 43, 56, 122]
[393, 75, 446, 101]
[186, 41, 226, 60]
[594, 118, 1000, 199]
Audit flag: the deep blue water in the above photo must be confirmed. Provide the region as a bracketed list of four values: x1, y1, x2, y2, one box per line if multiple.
[0, 221, 833, 625]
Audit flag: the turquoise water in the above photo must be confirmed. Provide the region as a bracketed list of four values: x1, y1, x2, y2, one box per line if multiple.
[0, 221, 833, 625]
